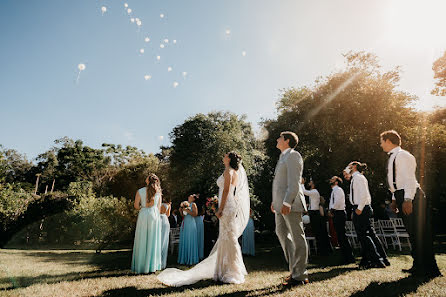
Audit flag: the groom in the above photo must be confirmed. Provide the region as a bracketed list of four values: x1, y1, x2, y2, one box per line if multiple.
[272, 131, 308, 286]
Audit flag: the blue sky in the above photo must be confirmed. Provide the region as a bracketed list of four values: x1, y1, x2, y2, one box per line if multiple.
[1, 0, 445, 160]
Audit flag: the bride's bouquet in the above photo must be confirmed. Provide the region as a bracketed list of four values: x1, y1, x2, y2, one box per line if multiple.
[180, 201, 190, 216]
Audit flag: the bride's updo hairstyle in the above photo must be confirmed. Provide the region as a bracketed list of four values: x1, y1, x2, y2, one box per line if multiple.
[228, 151, 242, 171]
[146, 173, 161, 203]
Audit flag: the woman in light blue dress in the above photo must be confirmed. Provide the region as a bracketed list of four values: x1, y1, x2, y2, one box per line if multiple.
[131, 174, 162, 273]
[178, 194, 199, 265]
[195, 203, 205, 259]
[242, 209, 255, 256]
[160, 196, 171, 269]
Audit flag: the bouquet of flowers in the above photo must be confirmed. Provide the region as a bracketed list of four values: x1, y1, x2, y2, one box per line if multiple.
[180, 201, 190, 216]
[205, 195, 219, 215]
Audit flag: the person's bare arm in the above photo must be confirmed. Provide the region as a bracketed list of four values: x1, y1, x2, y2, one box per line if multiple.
[134, 191, 141, 210]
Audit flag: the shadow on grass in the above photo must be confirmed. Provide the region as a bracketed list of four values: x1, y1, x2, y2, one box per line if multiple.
[349, 275, 441, 297]
[99, 266, 357, 297]
[0, 250, 133, 290]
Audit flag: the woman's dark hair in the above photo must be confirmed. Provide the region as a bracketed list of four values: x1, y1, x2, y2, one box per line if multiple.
[349, 161, 367, 173]
[228, 151, 242, 170]
[146, 173, 161, 204]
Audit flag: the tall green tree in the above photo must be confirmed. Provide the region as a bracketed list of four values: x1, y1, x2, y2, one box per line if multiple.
[166, 112, 264, 204]
[258, 52, 420, 230]
[432, 51, 446, 96]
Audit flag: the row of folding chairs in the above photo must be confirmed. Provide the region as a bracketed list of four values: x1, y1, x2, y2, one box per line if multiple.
[345, 218, 411, 251]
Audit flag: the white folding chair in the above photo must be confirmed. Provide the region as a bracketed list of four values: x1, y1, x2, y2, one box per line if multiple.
[378, 220, 400, 251]
[169, 227, 181, 254]
[373, 221, 387, 249]
[391, 218, 412, 251]
[305, 236, 317, 256]
[345, 221, 360, 249]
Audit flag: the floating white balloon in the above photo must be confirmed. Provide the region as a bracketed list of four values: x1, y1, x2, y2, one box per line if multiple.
[156, 55, 161, 61]
[242, 51, 247, 57]
[173, 81, 179, 88]
[160, 13, 164, 18]
[158, 136, 164, 141]
[182, 71, 187, 78]
[164, 39, 169, 43]
[76, 63, 86, 84]
[144, 37, 150, 42]
[225, 29, 231, 36]
[101, 6, 107, 16]
[136, 20, 142, 27]
[167, 66, 172, 72]
[124, 3, 128, 8]
[139, 49, 144, 54]
[127, 8, 132, 14]
[144, 75, 152, 80]
[160, 44, 165, 49]
[130, 18, 135, 23]
[173, 39, 177, 44]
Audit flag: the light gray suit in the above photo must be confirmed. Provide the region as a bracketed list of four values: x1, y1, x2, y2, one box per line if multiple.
[272, 148, 308, 280]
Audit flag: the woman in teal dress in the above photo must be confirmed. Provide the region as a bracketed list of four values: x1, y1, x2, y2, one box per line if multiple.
[131, 174, 162, 273]
[242, 209, 255, 256]
[195, 203, 205, 259]
[160, 196, 171, 269]
[178, 194, 199, 265]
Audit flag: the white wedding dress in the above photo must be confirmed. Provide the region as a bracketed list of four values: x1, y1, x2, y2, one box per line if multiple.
[157, 165, 250, 286]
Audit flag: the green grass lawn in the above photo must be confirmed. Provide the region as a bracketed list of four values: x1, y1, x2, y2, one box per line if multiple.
[1, 241, 445, 297]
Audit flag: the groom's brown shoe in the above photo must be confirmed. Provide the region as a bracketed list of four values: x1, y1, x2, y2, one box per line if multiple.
[283, 274, 292, 282]
[282, 278, 309, 286]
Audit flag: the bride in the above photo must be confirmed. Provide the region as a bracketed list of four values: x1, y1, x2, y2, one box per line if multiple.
[157, 151, 250, 286]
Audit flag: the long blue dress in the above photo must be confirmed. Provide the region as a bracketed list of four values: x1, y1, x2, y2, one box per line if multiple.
[160, 203, 170, 269]
[195, 215, 204, 259]
[131, 188, 162, 273]
[178, 202, 199, 265]
[242, 217, 255, 256]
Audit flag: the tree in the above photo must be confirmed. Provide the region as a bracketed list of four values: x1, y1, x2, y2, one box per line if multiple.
[0, 145, 33, 185]
[166, 112, 264, 204]
[432, 51, 446, 96]
[258, 52, 420, 230]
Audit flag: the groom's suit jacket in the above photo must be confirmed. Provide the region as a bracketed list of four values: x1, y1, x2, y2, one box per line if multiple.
[272, 149, 307, 213]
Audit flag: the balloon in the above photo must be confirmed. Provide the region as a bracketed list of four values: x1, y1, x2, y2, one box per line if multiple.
[76, 64, 86, 84]
[144, 75, 152, 80]
[160, 44, 165, 49]
[124, 3, 128, 8]
[173, 39, 177, 44]
[136, 20, 142, 26]
[156, 55, 161, 61]
[225, 29, 231, 36]
[135, 17, 140, 22]
[140, 49, 144, 54]
[242, 51, 247, 57]
[160, 13, 164, 18]
[127, 8, 132, 14]
[182, 71, 187, 78]
[302, 215, 310, 224]
[130, 18, 135, 23]
[158, 136, 164, 141]
[167, 66, 172, 72]
[144, 37, 150, 42]
[173, 81, 179, 88]
[101, 6, 107, 15]
[164, 39, 169, 43]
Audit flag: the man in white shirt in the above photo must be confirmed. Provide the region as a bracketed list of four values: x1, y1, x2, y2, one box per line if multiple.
[380, 130, 441, 278]
[301, 179, 331, 255]
[348, 161, 389, 269]
[328, 176, 354, 264]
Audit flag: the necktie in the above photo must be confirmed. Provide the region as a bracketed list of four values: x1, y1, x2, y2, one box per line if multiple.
[386, 153, 393, 190]
[350, 178, 355, 205]
[330, 189, 334, 208]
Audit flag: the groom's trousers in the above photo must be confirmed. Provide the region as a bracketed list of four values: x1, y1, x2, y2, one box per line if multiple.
[275, 212, 308, 281]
